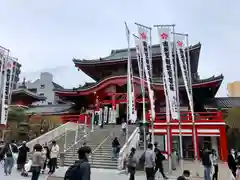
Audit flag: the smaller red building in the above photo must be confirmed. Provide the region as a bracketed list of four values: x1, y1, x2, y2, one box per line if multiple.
[11, 88, 46, 108]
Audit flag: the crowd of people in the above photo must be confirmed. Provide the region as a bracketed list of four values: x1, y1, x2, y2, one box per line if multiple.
[0, 137, 238, 180]
[0, 140, 60, 180]
[126, 142, 191, 180]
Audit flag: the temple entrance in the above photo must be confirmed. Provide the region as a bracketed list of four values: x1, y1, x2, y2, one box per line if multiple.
[117, 103, 127, 124]
[172, 136, 194, 159]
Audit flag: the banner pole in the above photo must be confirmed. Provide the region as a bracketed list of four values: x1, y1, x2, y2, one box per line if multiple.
[133, 34, 146, 150]
[186, 34, 198, 176]
[172, 26, 184, 172]
[149, 28, 154, 145]
[125, 22, 131, 143]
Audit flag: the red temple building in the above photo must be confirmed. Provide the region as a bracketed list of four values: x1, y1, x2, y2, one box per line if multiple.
[55, 43, 228, 161]
[11, 88, 46, 108]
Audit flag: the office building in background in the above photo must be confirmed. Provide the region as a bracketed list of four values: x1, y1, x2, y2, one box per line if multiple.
[227, 81, 240, 97]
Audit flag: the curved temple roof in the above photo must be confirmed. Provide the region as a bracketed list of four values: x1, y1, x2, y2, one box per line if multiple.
[54, 74, 223, 96]
[12, 88, 46, 101]
[73, 43, 201, 70]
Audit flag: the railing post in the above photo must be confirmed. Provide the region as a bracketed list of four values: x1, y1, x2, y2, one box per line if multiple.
[91, 112, 94, 132]
[75, 121, 79, 144]
[84, 116, 87, 135]
[59, 152, 65, 167]
[64, 127, 67, 151]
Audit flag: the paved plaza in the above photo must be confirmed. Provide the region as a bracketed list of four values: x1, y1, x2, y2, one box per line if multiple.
[0, 161, 232, 180]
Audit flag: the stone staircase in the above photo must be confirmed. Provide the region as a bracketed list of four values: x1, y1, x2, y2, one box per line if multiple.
[63, 125, 137, 169]
[55, 126, 86, 152]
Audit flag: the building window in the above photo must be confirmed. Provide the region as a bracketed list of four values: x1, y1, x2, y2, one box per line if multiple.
[40, 84, 45, 89]
[39, 93, 44, 96]
[48, 102, 52, 105]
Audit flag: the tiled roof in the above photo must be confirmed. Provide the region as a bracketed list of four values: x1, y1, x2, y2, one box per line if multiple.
[25, 104, 72, 114]
[52, 82, 64, 90]
[12, 88, 46, 100]
[54, 74, 223, 92]
[205, 97, 240, 108]
[73, 43, 201, 65]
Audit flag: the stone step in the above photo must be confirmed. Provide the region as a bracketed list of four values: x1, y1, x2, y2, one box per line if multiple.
[64, 159, 118, 166]
[64, 155, 117, 161]
[63, 162, 118, 169]
[67, 145, 113, 150]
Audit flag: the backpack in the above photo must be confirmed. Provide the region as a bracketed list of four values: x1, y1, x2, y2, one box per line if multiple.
[202, 151, 211, 167]
[139, 152, 145, 163]
[127, 154, 134, 166]
[155, 148, 165, 161]
[64, 162, 82, 180]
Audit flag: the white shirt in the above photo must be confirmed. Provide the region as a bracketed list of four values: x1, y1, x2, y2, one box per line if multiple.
[50, 144, 59, 158]
[122, 122, 127, 129]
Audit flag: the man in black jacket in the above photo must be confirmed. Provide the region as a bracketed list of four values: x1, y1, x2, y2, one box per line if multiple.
[228, 149, 237, 178]
[154, 142, 168, 179]
[202, 148, 212, 180]
[64, 146, 91, 180]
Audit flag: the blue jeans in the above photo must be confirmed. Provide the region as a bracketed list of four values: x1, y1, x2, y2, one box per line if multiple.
[4, 157, 14, 175]
[204, 166, 211, 180]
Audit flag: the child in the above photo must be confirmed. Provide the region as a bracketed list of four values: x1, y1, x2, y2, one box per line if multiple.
[177, 170, 190, 180]
[122, 121, 127, 136]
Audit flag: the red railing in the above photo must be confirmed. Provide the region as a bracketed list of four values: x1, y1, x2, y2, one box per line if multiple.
[147, 111, 224, 123]
[61, 113, 91, 125]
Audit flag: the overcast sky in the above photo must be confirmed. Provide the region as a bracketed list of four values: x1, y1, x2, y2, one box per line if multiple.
[0, 0, 239, 96]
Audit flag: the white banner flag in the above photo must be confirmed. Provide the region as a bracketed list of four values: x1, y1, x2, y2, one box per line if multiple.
[138, 26, 152, 80]
[1, 57, 14, 125]
[125, 23, 136, 122]
[175, 35, 193, 109]
[134, 35, 144, 90]
[137, 25, 155, 121]
[157, 27, 178, 120]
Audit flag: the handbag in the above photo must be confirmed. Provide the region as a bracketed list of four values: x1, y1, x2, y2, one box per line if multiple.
[24, 160, 32, 172]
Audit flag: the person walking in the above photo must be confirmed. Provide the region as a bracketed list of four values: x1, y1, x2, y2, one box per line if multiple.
[122, 121, 127, 136]
[112, 137, 120, 159]
[202, 147, 212, 180]
[49, 141, 59, 174]
[0, 141, 5, 162]
[31, 144, 44, 180]
[17, 141, 29, 173]
[1, 142, 14, 176]
[41, 144, 50, 174]
[154, 142, 168, 179]
[228, 148, 237, 178]
[171, 149, 178, 171]
[144, 143, 155, 180]
[211, 149, 218, 180]
[127, 147, 138, 180]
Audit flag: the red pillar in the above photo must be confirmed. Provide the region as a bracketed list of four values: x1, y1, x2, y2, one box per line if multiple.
[219, 126, 228, 161]
[169, 127, 173, 154]
[166, 126, 172, 159]
[112, 93, 116, 111]
[95, 95, 100, 112]
[192, 126, 200, 160]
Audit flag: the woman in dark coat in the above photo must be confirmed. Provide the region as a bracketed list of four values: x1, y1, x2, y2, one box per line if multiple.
[17, 141, 29, 171]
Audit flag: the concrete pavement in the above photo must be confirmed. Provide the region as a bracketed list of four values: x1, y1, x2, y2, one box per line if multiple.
[0, 161, 232, 180]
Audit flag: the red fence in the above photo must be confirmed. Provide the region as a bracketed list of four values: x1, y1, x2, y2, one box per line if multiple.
[147, 111, 224, 123]
[61, 114, 91, 125]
